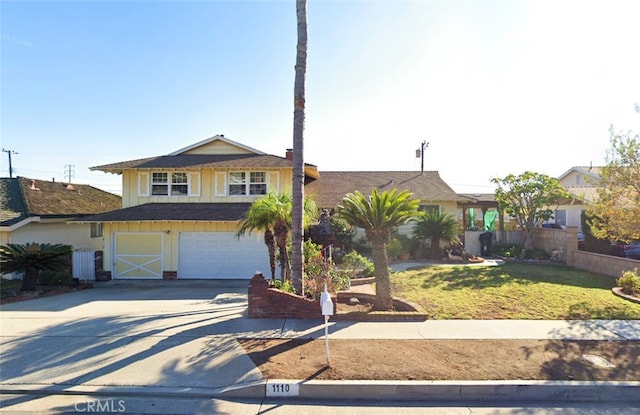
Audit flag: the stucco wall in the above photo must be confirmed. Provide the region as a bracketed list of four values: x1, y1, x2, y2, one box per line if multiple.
[10, 222, 102, 250]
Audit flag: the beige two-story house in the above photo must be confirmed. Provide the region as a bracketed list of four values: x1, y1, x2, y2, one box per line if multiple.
[84, 135, 465, 280]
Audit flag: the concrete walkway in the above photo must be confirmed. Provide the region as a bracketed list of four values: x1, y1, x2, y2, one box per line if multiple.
[1, 280, 639, 408]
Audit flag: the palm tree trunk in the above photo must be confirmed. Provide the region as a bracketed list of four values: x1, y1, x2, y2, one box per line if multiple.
[370, 239, 393, 311]
[430, 237, 441, 259]
[264, 229, 277, 280]
[275, 220, 291, 282]
[21, 268, 39, 291]
[291, 0, 308, 295]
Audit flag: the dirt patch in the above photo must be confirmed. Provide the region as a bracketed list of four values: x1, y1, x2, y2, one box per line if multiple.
[238, 338, 640, 381]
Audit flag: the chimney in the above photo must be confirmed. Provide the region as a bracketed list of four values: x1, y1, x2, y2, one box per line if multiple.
[285, 148, 294, 160]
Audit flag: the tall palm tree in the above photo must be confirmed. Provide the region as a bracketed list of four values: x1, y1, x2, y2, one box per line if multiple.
[412, 210, 461, 259]
[336, 189, 421, 310]
[238, 191, 318, 284]
[291, 0, 308, 294]
[0, 243, 72, 291]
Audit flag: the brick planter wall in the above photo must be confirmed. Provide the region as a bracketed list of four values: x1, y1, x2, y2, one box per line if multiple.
[247, 272, 336, 319]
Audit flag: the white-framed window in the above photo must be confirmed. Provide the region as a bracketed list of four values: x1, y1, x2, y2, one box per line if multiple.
[249, 172, 267, 195]
[171, 172, 188, 195]
[228, 171, 267, 196]
[150, 172, 190, 196]
[151, 172, 169, 195]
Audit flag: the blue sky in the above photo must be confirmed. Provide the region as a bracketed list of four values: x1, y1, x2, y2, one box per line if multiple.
[1, 0, 639, 195]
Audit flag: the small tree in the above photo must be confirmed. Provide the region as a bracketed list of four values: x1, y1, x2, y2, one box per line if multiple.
[336, 188, 421, 310]
[491, 171, 569, 254]
[237, 191, 317, 285]
[588, 107, 640, 242]
[0, 243, 72, 291]
[412, 211, 460, 259]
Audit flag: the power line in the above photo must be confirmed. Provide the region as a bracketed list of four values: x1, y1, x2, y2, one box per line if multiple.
[1, 148, 18, 178]
[64, 164, 75, 184]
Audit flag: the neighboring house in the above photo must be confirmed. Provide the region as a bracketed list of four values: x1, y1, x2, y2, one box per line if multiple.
[554, 166, 602, 231]
[83, 135, 466, 280]
[306, 171, 464, 216]
[0, 177, 122, 249]
[306, 170, 469, 239]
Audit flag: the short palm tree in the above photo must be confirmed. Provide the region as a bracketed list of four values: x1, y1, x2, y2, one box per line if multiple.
[237, 203, 278, 280]
[237, 191, 318, 284]
[0, 243, 73, 291]
[337, 188, 421, 310]
[412, 210, 460, 259]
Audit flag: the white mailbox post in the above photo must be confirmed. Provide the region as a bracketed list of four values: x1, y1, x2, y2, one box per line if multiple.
[320, 284, 334, 365]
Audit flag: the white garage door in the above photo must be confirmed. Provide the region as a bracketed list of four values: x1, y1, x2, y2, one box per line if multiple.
[178, 232, 271, 279]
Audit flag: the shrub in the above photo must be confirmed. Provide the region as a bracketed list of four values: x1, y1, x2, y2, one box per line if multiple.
[617, 268, 640, 296]
[38, 271, 73, 287]
[525, 248, 550, 260]
[303, 240, 351, 299]
[493, 244, 523, 259]
[340, 250, 373, 278]
[270, 279, 295, 293]
[386, 238, 403, 260]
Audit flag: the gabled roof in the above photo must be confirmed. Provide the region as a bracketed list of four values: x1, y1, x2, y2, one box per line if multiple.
[306, 171, 465, 208]
[75, 203, 251, 223]
[168, 134, 265, 156]
[91, 154, 298, 174]
[558, 166, 603, 182]
[90, 134, 320, 179]
[0, 178, 28, 226]
[0, 177, 122, 227]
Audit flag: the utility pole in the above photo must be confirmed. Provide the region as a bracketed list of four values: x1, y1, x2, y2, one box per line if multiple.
[416, 141, 429, 174]
[64, 164, 75, 184]
[2, 148, 18, 178]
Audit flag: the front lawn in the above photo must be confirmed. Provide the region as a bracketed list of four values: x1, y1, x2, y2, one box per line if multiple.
[391, 262, 640, 319]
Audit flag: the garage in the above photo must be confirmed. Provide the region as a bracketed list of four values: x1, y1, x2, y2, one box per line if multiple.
[113, 233, 163, 279]
[178, 232, 271, 279]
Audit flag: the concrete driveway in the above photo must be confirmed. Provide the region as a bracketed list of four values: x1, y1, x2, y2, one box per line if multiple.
[0, 280, 292, 397]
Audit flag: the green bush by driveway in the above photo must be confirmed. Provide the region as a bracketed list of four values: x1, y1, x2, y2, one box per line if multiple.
[392, 262, 640, 320]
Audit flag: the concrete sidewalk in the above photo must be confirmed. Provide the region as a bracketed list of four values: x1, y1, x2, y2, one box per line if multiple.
[1, 281, 639, 408]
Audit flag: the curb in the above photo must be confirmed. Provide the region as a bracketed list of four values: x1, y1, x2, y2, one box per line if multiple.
[218, 379, 640, 402]
[3, 380, 640, 403]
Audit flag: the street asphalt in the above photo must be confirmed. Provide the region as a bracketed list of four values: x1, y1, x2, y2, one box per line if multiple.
[1, 278, 639, 413]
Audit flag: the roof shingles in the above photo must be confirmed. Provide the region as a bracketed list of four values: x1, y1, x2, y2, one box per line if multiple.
[1, 177, 122, 226]
[306, 171, 465, 208]
[79, 203, 251, 222]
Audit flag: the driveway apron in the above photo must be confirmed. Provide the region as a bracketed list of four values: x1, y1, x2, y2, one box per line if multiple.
[0, 280, 283, 394]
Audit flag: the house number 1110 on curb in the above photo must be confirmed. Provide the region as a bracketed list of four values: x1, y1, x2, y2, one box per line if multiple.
[266, 382, 299, 397]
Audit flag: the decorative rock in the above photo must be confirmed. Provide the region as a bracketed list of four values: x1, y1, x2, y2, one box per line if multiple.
[348, 297, 360, 306]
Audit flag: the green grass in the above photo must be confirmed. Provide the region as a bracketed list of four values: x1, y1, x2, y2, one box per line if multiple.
[391, 262, 640, 320]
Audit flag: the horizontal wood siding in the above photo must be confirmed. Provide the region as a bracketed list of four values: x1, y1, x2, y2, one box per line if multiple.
[122, 169, 292, 208]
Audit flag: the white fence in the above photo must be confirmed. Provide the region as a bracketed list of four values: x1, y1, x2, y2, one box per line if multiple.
[72, 247, 95, 281]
